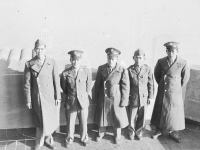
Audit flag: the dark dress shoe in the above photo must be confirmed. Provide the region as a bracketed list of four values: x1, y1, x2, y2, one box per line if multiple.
[151, 130, 162, 139]
[128, 134, 134, 140]
[135, 134, 142, 140]
[65, 138, 73, 148]
[34, 146, 41, 150]
[128, 132, 135, 140]
[96, 136, 102, 142]
[169, 133, 181, 143]
[44, 141, 56, 150]
[114, 138, 120, 144]
[82, 141, 89, 146]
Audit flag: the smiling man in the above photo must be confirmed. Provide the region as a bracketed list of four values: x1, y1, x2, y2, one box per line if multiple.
[60, 50, 91, 148]
[151, 41, 190, 143]
[24, 39, 61, 150]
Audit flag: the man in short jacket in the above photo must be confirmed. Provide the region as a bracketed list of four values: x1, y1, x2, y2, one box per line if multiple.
[127, 49, 154, 140]
[60, 50, 92, 148]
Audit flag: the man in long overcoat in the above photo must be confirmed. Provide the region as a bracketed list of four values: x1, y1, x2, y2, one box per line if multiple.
[127, 49, 154, 140]
[60, 50, 91, 147]
[24, 39, 61, 150]
[94, 48, 129, 144]
[151, 41, 190, 143]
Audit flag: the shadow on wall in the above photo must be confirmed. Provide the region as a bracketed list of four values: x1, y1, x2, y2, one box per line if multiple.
[0, 47, 35, 129]
[0, 48, 98, 129]
[184, 65, 200, 122]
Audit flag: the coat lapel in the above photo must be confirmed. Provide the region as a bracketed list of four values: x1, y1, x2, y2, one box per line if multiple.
[138, 65, 146, 76]
[38, 56, 52, 77]
[159, 57, 170, 73]
[76, 66, 85, 80]
[67, 67, 76, 79]
[100, 64, 109, 80]
[166, 57, 182, 75]
[106, 63, 120, 81]
[128, 65, 138, 78]
[30, 57, 41, 73]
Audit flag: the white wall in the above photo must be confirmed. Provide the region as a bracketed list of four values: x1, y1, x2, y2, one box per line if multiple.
[0, 0, 199, 71]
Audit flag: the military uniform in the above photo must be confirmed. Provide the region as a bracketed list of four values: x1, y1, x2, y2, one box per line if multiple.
[94, 48, 129, 144]
[24, 40, 61, 149]
[60, 50, 91, 147]
[151, 42, 190, 143]
[127, 62, 154, 138]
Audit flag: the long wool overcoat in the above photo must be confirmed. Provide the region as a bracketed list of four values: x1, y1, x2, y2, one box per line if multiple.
[151, 56, 190, 131]
[24, 56, 61, 135]
[94, 63, 129, 128]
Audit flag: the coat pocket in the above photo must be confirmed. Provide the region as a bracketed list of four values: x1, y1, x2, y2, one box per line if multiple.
[66, 95, 76, 106]
[129, 94, 139, 107]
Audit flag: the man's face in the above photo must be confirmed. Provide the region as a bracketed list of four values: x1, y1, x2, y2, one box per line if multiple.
[107, 56, 118, 68]
[166, 49, 178, 60]
[34, 45, 46, 59]
[70, 58, 82, 69]
[133, 55, 145, 67]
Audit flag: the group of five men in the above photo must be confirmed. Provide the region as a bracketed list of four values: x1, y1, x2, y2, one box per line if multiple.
[24, 39, 190, 150]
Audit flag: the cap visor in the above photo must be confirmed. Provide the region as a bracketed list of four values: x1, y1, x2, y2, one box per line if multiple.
[108, 54, 118, 59]
[71, 56, 82, 60]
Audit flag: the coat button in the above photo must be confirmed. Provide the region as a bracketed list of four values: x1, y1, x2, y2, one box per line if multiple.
[165, 82, 167, 84]
[165, 90, 167, 92]
[105, 94, 107, 97]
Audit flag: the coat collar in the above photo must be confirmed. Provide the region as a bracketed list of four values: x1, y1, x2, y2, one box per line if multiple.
[101, 63, 121, 81]
[129, 64, 145, 75]
[138, 65, 146, 76]
[76, 66, 85, 80]
[66, 65, 85, 79]
[160, 56, 182, 75]
[30, 56, 52, 74]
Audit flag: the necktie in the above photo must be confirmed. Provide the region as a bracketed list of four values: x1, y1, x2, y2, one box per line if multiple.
[109, 68, 113, 74]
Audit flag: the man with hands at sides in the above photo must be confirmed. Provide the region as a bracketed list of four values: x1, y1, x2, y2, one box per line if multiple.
[127, 49, 154, 140]
[24, 39, 61, 150]
[60, 50, 91, 148]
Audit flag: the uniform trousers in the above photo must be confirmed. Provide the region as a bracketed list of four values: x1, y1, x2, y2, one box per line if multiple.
[127, 106, 146, 136]
[98, 127, 121, 140]
[65, 108, 88, 142]
[35, 111, 54, 147]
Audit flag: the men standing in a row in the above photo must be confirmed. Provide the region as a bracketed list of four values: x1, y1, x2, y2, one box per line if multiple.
[151, 41, 190, 143]
[94, 48, 129, 144]
[24, 39, 61, 150]
[60, 50, 92, 148]
[127, 49, 154, 140]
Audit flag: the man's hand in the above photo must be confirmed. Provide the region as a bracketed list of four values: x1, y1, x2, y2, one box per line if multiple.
[147, 98, 153, 105]
[55, 99, 61, 106]
[26, 103, 32, 109]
